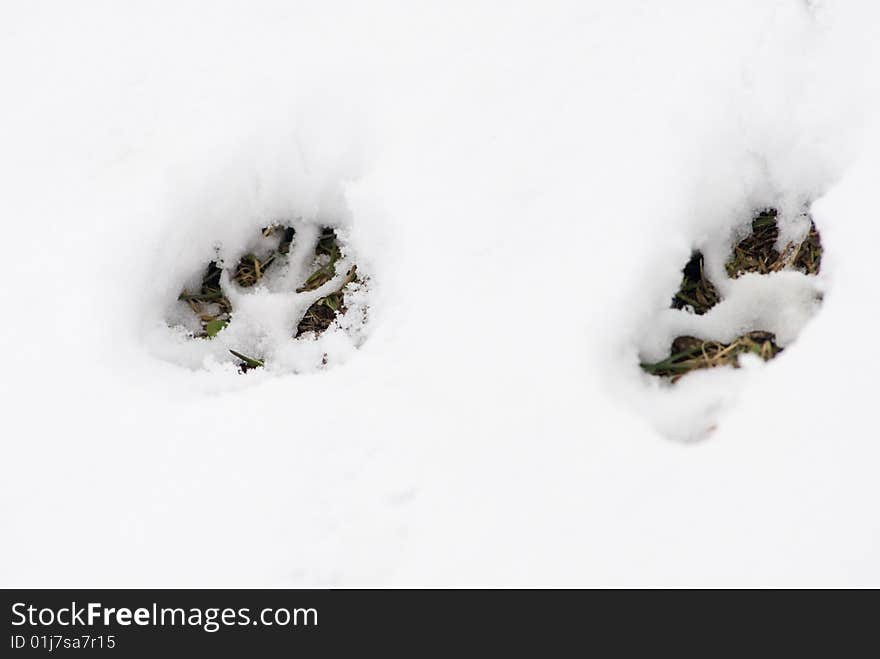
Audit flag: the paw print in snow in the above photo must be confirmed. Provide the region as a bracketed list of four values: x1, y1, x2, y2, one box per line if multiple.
[640, 207, 823, 381]
[169, 221, 369, 373]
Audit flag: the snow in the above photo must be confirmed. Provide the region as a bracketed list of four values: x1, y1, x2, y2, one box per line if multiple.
[2, 0, 880, 586]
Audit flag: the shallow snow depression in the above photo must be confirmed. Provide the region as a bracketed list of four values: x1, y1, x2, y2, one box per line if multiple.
[631, 202, 826, 440]
[141, 123, 375, 377]
[3, 1, 880, 586]
[151, 215, 370, 375]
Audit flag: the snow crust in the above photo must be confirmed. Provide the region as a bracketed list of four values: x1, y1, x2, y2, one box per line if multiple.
[2, 0, 880, 586]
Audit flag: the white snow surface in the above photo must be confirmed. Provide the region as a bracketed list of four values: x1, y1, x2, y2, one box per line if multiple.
[2, 0, 880, 586]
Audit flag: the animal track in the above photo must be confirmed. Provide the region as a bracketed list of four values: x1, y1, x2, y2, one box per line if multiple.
[640, 207, 823, 382]
[166, 221, 369, 373]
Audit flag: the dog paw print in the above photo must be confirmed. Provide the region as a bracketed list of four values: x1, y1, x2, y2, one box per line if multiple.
[170, 221, 369, 373]
[640, 207, 823, 382]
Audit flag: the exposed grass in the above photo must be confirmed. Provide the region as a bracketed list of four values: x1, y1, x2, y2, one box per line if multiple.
[725, 208, 823, 278]
[231, 225, 296, 288]
[296, 265, 358, 337]
[296, 228, 341, 293]
[205, 318, 228, 338]
[177, 261, 232, 339]
[671, 251, 719, 315]
[792, 221, 822, 275]
[640, 331, 783, 382]
[229, 349, 264, 372]
[176, 224, 360, 372]
[726, 209, 780, 278]
[645, 206, 823, 382]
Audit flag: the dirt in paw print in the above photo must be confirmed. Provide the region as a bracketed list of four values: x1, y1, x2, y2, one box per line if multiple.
[172, 221, 369, 373]
[641, 208, 823, 382]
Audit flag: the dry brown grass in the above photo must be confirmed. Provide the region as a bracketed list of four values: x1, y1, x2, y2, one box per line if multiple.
[640, 331, 783, 382]
[725, 209, 823, 279]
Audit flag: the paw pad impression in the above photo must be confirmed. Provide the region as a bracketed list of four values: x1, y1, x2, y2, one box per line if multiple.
[640, 207, 823, 382]
[168, 221, 369, 373]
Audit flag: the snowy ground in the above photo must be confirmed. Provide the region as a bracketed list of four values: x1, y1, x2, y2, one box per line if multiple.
[2, 1, 880, 586]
